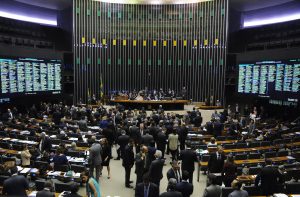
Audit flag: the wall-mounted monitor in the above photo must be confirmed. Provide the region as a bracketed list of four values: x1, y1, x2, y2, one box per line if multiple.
[0, 57, 62, 98]
[237, 59, 300, 101]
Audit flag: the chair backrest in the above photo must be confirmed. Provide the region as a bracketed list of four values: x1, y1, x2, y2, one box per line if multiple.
[249, 142, 260, 148]
[201, 154, 210, 162]
[76, 142, 89, 147]
[17, 135, 27, 140]
[261, 141, 271, 146]
[222, 187, 234, 197]
[12, 144, 23, 151]
[0, 142, 10, 149]
[224, 144, 236, 149]
[265, 151, 277, 158]
[51, 139, 61, 145]
[249, 166, 262, 175]
[0, 175, 9, 186]
[236, 143, 247, 149]
[273, 139, 284, 145]
[244, 185, 261, 196]
[198, 145, 208, 150]
[66, 151, 80, 158]
[248, 153, 261, 159]
[71, 164, 86, 173]
[235, 154, 247, 160]
[54, 183, 72, 193]
[216, 136, 226, 141]
[34, 161, 49, 170]
[277, 150, 289, 157]
[54, 164, 69, 172]
[226, 136, 236, 140]
[35, 180, 46, 191]
[285, 182, 300, 193]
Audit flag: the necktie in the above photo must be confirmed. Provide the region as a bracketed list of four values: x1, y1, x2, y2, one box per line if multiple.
[144, 186, 149, 197]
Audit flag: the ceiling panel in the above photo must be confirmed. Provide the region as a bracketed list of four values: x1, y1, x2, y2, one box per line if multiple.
[14, 0, 72, 10]
[230, 0, 294, 12]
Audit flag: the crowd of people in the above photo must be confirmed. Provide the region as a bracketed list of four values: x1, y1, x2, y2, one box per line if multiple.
[0, 101, 298, 196]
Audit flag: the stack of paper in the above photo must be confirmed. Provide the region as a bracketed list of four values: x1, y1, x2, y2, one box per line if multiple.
[28, 191, 37, 197]
[20, 168, 31, 174]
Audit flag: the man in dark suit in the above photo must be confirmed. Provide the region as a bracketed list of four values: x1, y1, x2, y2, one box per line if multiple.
[36, 181, 55, 197]
[123, 139, 135, 188]
[255, 159, 284, 196]
[177, 123, 188, 151]
[167, 160, 182, 183]
[176, 171, 193, 197]
[135, 146, 148, 185]
[88, 142, 102, 182]
[141, 131, 154, 146]
[135, 173, 159, 197]
[2, 167, 29, 196]
[39, 132, 52, 153]
[156, 129, 167, 159]
[148, 150, 165, 187]
[208, 147, 226, 173]
[117, 130, 130, 160]
[129, 121, 141, 153]
[179, 148, 198, 183]
[160, 178, 183, 197]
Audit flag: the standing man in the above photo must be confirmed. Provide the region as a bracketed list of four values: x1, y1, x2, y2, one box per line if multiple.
[123, 139, 135, 188]
[88, 142, 102, 182]
[39, 132, 52, 153]
[129, 121, 141, 154]
[255, 159, 283, 196]
[177, 123, 188, 151]
[179, 148, 198, 183]
[167, 160, 182, 183]
[208, 146, 226, 174]
[148, 150, 165, 187]
[135, 146, 148, 185]
[156, 129, 167, 159]
[117, 130, 130, 160]
[135, 173, 159, 197]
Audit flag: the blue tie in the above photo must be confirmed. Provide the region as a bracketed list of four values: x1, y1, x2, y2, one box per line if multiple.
[144, 186, 149, 197]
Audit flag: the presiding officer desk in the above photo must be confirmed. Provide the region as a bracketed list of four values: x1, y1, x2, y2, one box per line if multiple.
[110, 99, 189, 110]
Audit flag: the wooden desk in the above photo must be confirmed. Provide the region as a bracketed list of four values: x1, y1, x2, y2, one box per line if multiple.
[110, 99, 189, 110]
[223, 146, 275, 154]
[234, 156, 295, 166]
[0, 148, 19, 155]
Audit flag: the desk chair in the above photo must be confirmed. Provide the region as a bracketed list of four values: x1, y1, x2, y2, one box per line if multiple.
[235, 154, 247, 160]
[248, 153, 261, 159]
[35, 180, 46, 191]
[277, 150, 289, 157]
[264, 151, 277, 158]
[236, 143, 248, 149]
[54, 164, 69, 172]
[54, 182, 72, 193]
[221, 187, 234, 197]
[71, 164, 86, 173]
[249, 166, 261, 175]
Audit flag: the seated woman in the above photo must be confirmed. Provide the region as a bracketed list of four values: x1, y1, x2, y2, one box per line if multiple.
[21, 144, 31, 167]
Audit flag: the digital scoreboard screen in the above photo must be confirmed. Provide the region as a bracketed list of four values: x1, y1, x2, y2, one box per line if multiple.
[238, 59, 300, 100]
[0, 57, 61, 96]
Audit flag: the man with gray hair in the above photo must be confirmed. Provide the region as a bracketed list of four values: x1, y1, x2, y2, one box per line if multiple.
[88, 142, 102, 182]
[160, 178, 183, 197]
[148, 150, 165, 187]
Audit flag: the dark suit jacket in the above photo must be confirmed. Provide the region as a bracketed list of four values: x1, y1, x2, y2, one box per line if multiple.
[135, 183, 159, 197]
[208, 152, 225, 173]
[142, 134, 154, 146]
[36, 189, 55, 197]
[156, 132, 167, 147]
[118, 135, 130, 157]
[257, 166, 283, 195]
[122, 145, 134, 168]
[180, 149, 198, 172]
[159, 191, 183, 197]
[135, 153, 145, 175]
[129, 125, 141, 143]
[176, 181, 193, 197]
[41, 136, 52, 153]
[3, 175, 29, 196]
[167, 168, 181, 182]
[149, 158, 165, 182]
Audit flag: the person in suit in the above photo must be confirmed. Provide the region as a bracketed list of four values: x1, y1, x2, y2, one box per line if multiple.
[129, 121, 141, 153]
[53, 149, 69, 167]
[156, 129, 167, 159]
[177, 123, 188, 151]
[176, 170, 193, 197]
[208, 146, 226, 173]
[100, 138, 111, 179]
[160, 178, 183, 197]
[202, 174, 222, 197]
[123, 139, 135, 188]
[88, 142, 102, 182]
[167, 160, 182, 183]
[36, 181, 55, 197]
[168, 130, 179, 161]
[135, 173, 159, 197]
[39, 132, 52, 153]
[2, 167, 29, 196]
[222, 154, 237, 187]
[255, 159, 284, 196]
[141, 131, 154, 147]
[228, 180, 248, 197]
[148, 150, 165, 187]
[117, 130, 130, 160]
[135, 146, 148, 186]
[179, 148, 198, 183]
